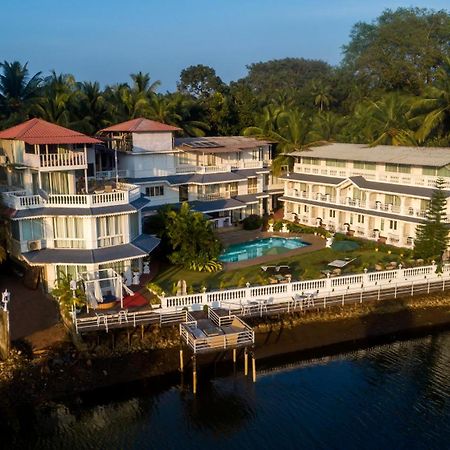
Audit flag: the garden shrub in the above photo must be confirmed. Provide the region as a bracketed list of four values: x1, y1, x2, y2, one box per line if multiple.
[242, 214, 263, 230]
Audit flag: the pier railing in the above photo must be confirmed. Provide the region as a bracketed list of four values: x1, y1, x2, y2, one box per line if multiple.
[162, 263, 450, 311]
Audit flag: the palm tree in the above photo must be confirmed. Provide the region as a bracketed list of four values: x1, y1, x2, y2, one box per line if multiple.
[34, 70, 76, 126]
[308, 111, 347, 142]
[245, 108, 322, 174]
[310, 81, 333, 112]
[0, 61, 42, 125]
[130, 71, 161, 96]
[353, 93, 417, 146]
[71, 81, 110, 134]
[105, 83, 150, 122]
[410, 57, 450, 144]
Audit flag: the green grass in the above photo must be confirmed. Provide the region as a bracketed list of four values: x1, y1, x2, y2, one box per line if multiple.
[152, 237, 413, 294]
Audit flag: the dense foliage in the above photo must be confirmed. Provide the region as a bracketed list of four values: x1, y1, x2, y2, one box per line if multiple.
[165, 203, 223, 272]
[242, 214, 263, 230]
[0, 7, 449, 150]
[414, 178, 449, 261]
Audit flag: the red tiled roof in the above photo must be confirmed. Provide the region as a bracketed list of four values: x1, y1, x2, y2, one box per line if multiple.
[99, 118, 181, 133]
[0, 118, 102, 145]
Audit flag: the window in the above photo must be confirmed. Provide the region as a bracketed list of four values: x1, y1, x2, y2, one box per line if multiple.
[353, 161, 376, 170]
[389, 220, 397, 230]
[252, 148, 263, 160]
[248, 178, 258, 193]
[129, 213, 139, 240]
[97, 215, 124, 247]
[302, 157, 320, 165]
[22, 219, 44, 241]
[52, 217, 84, 248]
[325, 159, 346, 168]
[385, 163, 411, 173]
[304, 205, 309, 213]
[145, 185, 164, 197]
[423, 166, 450, 177]
[380, 219, 385, 231]
[329, 210, 336, 218]
[207, 154, 216, 166]
[56, 265, 87, 281]
[178, 153, 189, 165]
[357, 214, 365, 224]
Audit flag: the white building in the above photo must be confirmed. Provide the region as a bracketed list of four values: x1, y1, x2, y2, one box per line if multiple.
[96, 118, 283, 227]
[280, 143, 450, 248]
[0, 119, 159, 293]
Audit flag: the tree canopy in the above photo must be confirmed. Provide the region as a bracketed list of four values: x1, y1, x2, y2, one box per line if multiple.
[0, 7, 449, 147]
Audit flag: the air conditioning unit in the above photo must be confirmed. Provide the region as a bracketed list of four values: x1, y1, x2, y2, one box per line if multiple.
[27, 240, 41, 251]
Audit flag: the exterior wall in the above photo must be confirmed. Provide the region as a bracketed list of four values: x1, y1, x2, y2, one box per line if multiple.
[295, 158, 448, 189]
[117, 152, 177, 178]
[140, 182, 179, 207]
[282, 152, 450, 248]
[132, 132, 173, 153]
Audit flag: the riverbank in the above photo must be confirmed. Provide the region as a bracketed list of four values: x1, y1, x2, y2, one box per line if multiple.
[0, 291, 450, 413]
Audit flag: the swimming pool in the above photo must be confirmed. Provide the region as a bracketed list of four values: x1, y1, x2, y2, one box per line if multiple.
[219, 237, 309, 263]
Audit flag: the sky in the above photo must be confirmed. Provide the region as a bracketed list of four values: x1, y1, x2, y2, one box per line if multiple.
[1, 0, 449, 91]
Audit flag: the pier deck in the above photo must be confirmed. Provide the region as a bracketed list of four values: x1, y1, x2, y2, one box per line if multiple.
[179, 310, 254, 354]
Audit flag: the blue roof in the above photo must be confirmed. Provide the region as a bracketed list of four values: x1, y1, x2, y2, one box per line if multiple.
[22, 234, 160, 265]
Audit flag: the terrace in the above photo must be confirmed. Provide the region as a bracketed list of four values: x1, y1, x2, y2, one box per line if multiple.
[0, 181, 141, 210]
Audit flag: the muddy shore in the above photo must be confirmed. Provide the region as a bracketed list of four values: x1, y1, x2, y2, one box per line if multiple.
[0, 292, 450, 413]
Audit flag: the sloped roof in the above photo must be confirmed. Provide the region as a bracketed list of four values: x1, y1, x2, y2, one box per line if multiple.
[0, 118, 101, 145]
[21, 235, 160, 265]
[99, 118, 181, 133]
[289, 143, 450, 167]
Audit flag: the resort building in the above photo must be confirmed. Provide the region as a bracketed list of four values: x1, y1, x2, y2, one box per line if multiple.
[280, 143, 450, 248]
[0, 118, 159, 293]
[96, 118, 283, 227]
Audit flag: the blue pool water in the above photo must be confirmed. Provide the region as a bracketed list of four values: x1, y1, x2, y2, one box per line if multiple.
[219, 237, 309, 263]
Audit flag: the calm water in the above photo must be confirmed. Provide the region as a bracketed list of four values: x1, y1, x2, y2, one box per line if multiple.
[219, 237, 309, 263]
[6, 331, 450, 449]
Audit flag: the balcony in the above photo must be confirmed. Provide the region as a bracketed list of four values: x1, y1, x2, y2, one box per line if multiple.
[23, 151, 87, 170]
[285, 189, 431, 220]
[175, 160, 265, 175]
[1, 182, 141, 211]
[196, 192, 233, 201]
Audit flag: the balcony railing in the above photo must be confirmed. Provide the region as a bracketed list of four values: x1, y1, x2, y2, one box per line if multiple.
[23, 151, 86, 169]
[196, 192, 232, 201]
[175, 160, 265, 174]
[285, 189, 431, 220]
[1, 183, 141, 210]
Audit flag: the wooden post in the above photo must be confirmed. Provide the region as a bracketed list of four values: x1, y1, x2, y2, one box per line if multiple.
[232, 348, 237, 364]
[179, 348, 184, 372]
[127, 331, 131, 347]
[252, 352, 256, 383]
[192, 355, 197, 395]
[141, 325, 145, 341]
[244, 347, 248, 376]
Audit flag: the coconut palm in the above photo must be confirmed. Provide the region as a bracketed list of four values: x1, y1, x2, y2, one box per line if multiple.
[0, 61, 42, 125]
[358, 93, 417, 146]
[310, 81, 333, 111]
[71, 81, 110, 134]
[105, 83, 150, 122]
[130, 71, 161, 96]
[308, 111, 347, 142]
[245, 108, 324, 174]
[410, 57, 450, 143]
[34, 71, 76, 126]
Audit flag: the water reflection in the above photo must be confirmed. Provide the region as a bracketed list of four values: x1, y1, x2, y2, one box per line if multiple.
[4, 331, 450, 449]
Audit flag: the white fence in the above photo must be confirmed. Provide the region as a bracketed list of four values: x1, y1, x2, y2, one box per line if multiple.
[161, 263, 450, 312]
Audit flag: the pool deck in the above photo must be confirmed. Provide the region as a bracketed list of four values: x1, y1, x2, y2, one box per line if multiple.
[219, 231, 327, 270]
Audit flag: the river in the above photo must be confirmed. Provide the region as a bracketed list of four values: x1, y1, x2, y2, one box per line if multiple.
[7, 331, 450, 449]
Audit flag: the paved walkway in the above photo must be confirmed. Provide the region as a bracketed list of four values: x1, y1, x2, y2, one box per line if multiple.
[0, 263, 60, 342]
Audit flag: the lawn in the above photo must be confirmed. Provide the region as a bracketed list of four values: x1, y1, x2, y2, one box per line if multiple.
[151, 236, 414, 295]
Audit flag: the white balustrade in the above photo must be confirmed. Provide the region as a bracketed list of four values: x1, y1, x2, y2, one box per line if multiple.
[161, 263, 448, 312]
[40, 152, 86, 168]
